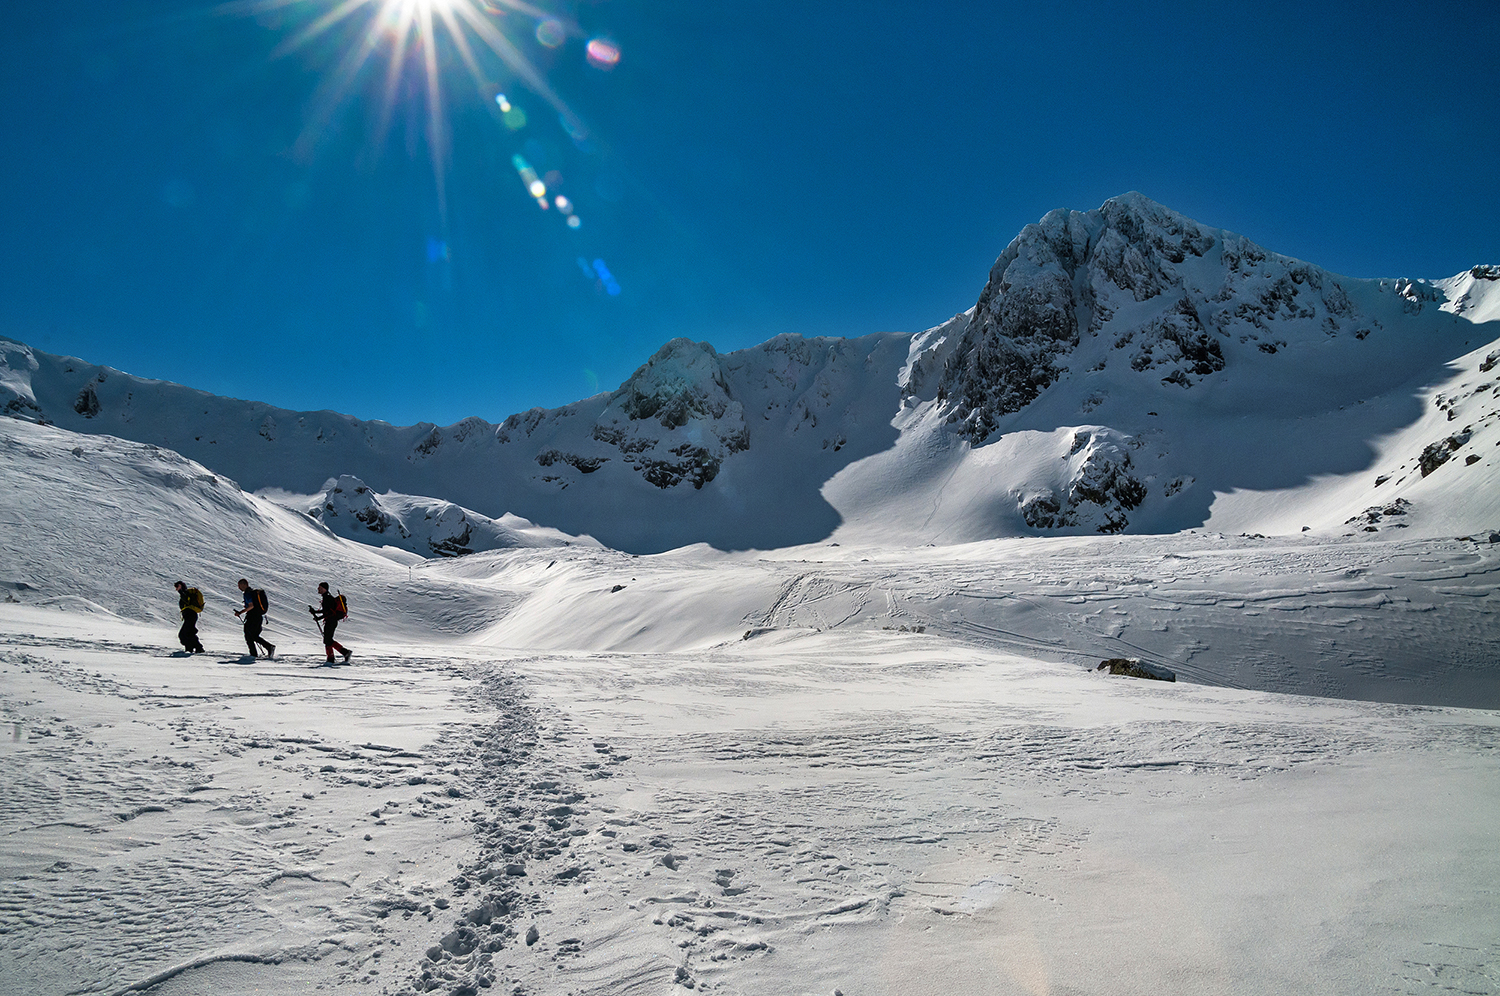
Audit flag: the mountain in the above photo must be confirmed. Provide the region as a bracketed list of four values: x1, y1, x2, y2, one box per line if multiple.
[0, 331, 908, 551]
[3, 194, 1497, 552]
[289, 475, 587, 558]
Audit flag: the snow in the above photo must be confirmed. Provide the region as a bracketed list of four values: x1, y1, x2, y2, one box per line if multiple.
[1436, 265, 1500, 325]
[287, 475, 590, 558]
[2, 196, 1498, 995]
[3, 409, 1499, 995]
[3, 199, 1495, 555]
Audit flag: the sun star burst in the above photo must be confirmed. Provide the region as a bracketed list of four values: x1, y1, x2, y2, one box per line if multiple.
[227, 0, 580, 210]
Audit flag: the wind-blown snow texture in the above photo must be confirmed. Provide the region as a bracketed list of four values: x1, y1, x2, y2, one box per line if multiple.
[2, 408, 1498, 996]
[2, 193, 1496, 554]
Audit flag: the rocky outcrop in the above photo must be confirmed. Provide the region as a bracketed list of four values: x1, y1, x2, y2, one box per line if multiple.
[585, 339, 750, 490]
[929, 193, 1368, 441]
[305, 475, 574, 556]
[1346, 498, 1412, 531]
[73, 386, 99, 418]
[1095, 658, 1176, 681]
[1419, 432, 1472, 476]
[1018, 429, 1148, 534]
[312, 475, 411, 540]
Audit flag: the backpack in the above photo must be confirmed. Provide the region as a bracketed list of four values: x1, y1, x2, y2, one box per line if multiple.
[333, 593, 348, 620]
[185, 587, 204, 612]
[253, 589, 268, 613]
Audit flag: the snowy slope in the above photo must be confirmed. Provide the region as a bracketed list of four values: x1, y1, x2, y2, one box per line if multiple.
[0, 332, 908, 552]
[830, 195, 1500, 543]
[2, 194, 1496, 552]
[0, 418, 517, 648]
[282, 475, 590, 558]
[2, 410, 1498, 996]
[1437, 264, 1500, 324]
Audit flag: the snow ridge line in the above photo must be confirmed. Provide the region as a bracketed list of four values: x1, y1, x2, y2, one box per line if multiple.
[103, 950, 290, 995]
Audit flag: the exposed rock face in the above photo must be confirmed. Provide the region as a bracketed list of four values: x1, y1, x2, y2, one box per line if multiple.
[306, 475, 572, 556]
[73, 383, 101, 418]
[1419, 432, 1473, 476]
[1346, 498, 1412, 531]
[423, 504, 476, 557]
[1096, 658, 1176, 681]
[312, 475, 411, 541]
[927, 193, 1366, 441]
[589, 339, 749, 490]
[1018, 429, 1148, 534]
[501, 338, 782, 492]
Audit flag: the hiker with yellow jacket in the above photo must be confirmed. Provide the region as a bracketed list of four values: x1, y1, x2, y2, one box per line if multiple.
[172, 580, 206, 654]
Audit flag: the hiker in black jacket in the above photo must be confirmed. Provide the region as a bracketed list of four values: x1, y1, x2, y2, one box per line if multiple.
[309, 582, 352, 663]
[173, 580, 206, 654]
[234, 578, 276, 658]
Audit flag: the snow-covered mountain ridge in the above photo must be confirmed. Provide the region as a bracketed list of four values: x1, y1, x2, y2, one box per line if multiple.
[2, 193, 1496, 552]
[291, 475, 587, 558]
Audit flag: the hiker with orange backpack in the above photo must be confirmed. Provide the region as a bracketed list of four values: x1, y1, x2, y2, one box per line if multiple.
[234, 578, 276, 658]
[309, 582, 352, 664]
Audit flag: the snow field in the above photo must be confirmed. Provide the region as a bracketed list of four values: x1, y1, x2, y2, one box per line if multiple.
[496, 634, 1500, 995]
[0, 626, 506, 994]
[2, 410, 1498, 994]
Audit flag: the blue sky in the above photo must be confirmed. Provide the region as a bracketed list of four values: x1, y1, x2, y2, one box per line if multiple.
[1, 1, 1496, 426]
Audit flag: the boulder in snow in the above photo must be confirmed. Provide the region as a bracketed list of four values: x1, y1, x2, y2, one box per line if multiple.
[1095, 658, 1176, 682]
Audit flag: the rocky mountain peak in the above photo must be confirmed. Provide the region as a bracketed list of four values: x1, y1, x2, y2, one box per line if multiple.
[610, 338, 734, 429]
[925, 193, 1369, 442]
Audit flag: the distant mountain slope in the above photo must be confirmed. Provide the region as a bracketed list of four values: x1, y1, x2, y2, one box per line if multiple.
[0, 332, 908, 552]
[288, 475, 588, 557]
[836, 195, 1499, 542]
[2, 193, 1496, 551]
[0, 417, 512, 642]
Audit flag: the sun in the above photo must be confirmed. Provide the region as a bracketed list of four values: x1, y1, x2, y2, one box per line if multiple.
[226, 0, 581, 209]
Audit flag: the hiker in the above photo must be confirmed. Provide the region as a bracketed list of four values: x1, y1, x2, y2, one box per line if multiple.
[173, 580, 206, 654]
[309, 582, 352, 663]
[234, 578, 275, 658]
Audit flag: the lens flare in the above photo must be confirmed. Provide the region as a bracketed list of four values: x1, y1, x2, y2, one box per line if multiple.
[512, 153, 549, 206]
[592, 258, 621, 295]
[535, 18, 565, 48]
[234, 0, 589, 214]
[586, 37, 620, 70]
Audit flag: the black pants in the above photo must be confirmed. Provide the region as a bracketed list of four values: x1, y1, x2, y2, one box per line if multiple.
[178, 611, 204, 653]
[244, 612, 273, 655]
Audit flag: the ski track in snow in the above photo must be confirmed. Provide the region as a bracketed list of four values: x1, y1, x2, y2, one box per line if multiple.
[2, 413, 1500, 994]
[468, 639, 1500, 996]
[9, 611, 1500, 995]
[0, 638, 562, 996]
